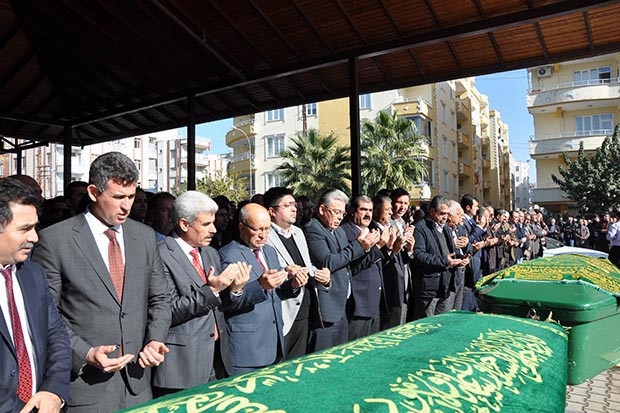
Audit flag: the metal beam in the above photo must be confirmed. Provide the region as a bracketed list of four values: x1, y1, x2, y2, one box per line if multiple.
[63, 126, 72, 190]
[349, 57, 361, 197]
[187, 94, 196, 191]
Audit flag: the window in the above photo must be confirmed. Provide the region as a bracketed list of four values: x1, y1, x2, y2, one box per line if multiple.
[453, 175, 458, 193]
[443, 171, 449, 193]
[442, 137, 449, 158]
[408, 115, 433, 146]
[267, 109, 284, 122]
[441, 102, 447, 123]
[305, 103, 317, 116]
[450, 110, 455, 129]
[359, 94, 371, 109]
[575, 114, 613, 135]
[266, 134, 285, 157]
[452, 142, 457, 160]
[265, 172, 282, 189]
[135, 160, 141, 171]
[134, 138, 141, 149]
[573, 66, 611, 85]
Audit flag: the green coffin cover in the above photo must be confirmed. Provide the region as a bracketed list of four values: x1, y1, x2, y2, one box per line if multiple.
[476, 254, 620, 322]
[120, 312, 568, 413]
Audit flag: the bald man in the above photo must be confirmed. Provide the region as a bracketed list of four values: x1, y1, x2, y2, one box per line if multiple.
[218, 203, 307, 375]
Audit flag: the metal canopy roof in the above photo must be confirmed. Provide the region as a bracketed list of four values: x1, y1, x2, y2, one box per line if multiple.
[1, 0, 619, 147]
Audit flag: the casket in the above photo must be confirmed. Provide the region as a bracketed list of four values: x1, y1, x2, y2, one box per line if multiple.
[120, 312, 567, 413]
[476, 253, 620, 384]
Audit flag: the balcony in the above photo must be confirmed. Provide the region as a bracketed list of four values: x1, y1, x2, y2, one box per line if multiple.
[181, 138, 211, 152]
[456, 95, 471, 121]
[180, 153, 211, 167]
[527, 78, 620, 113]
[459, 162, 472, 177]
[226, 124, 255, 148]
[457, 130, 471, 148]
[393, 98, 432, 119]
[531, 187, 568, 204]
[529, 132, 609, 158]
[410, 183, 432, 201]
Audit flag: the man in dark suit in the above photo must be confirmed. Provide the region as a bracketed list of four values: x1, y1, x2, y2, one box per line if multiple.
[31, 152, 171, 412]
[152, 191, 250, 396]
[1, 178, 71, 413]
[219, 203, 307, 375]
[263, 187, 330, 359]
[304, 189, 378, 352]
[446, 200, 471, 311]
[411, 196, 468, 319]
[371, 195, 413, 330]
[340, 195, 384, 340]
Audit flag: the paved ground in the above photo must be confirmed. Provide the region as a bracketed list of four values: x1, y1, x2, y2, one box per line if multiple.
[566, 366, 620, 412]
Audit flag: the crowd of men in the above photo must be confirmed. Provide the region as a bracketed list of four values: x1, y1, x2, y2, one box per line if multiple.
[3, 150, 620, 412]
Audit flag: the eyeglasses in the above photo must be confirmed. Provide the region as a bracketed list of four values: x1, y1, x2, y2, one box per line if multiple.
[322, 206, 347, 217]
[241, 221, 271, 234]
[273, 202, 297, 209]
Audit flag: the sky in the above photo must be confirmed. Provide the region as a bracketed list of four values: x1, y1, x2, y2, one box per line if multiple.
[184, 69, 536, 179]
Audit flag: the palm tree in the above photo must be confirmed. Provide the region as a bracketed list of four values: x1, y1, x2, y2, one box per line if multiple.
[361, 110, 428, 196]
[277, 129, 351, 202]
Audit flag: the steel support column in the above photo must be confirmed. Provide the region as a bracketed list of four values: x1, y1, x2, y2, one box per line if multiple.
[349, 57, 361, 197]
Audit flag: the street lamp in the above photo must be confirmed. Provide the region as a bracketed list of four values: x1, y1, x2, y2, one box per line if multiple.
[231, 125, 253, 196]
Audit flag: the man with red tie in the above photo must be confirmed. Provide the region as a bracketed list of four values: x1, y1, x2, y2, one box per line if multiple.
[219, 203, 307, 375]
[152, 191, 250, 396]
[31, 152, 171, 412]
[0, 177, 70, 412]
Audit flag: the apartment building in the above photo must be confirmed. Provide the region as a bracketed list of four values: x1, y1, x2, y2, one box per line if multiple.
[528, 53, 620, 214]
[512, 158, 531, 210]
[0, 129, 222, 197]
[227, 80, 513, 208]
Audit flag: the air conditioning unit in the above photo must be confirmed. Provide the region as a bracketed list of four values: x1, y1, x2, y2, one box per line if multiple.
[536, 66, 553, 78]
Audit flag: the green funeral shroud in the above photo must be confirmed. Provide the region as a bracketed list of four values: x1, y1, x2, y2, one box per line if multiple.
[476, 253, 620, 297]
[120, 312, 568, 413]
[475, 254, 620, 322]
[475, 254, 620, 384]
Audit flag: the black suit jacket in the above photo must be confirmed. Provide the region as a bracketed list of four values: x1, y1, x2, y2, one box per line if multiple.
[411, 217, 456, 299]
[340, 221, 383, 319]
[303, 218, 365, 324]
[0, 261, 71, 412]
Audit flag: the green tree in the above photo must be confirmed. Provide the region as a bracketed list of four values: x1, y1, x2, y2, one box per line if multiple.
[552, 123, 620, 213]
[360, 110, 428, 196]
[177, 171, 249, 203]
[277, 129, 351, 202]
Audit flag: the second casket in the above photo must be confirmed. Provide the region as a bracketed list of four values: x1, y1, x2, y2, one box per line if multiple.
[476, 253, 620, 384]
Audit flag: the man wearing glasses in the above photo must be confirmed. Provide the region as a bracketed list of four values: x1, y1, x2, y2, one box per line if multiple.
[264, 187, 331, 359]
[304, 189, 379, 352]
[219, 203, 307, 375]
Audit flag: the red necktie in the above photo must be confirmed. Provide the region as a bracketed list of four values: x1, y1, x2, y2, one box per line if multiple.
[253, 250, 266, 272]
[104, 228, 125, 301]
[1, 267, 33, 403]
[189, 248, 207, 283]
[189, 248, 218, 340]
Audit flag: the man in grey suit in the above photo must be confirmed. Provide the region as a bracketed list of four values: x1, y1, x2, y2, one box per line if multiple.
[263, 187, 330, 359]
[303, 189, 378, 352]
[31, 152, 171, 412]
[152, 191, 250, 396]
[219, 203, 307, 375]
